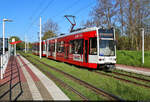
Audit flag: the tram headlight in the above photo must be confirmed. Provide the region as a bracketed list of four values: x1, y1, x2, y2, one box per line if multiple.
[99, 58, 104, 61]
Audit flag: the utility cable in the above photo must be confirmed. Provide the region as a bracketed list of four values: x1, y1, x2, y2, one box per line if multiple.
[26, 0, 54, 34]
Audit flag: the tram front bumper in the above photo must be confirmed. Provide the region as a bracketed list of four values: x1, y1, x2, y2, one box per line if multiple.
[98, 57, 116, 64]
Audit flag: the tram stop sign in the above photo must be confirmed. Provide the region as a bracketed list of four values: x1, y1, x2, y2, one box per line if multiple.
[12, 38, 15, 42]
[10, 38, 22, 45]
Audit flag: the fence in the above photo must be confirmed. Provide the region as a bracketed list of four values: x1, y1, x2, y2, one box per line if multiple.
[0, 51, 10, 79]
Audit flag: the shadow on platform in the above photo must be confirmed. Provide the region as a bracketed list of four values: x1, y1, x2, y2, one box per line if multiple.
[0, 56, 23, 101]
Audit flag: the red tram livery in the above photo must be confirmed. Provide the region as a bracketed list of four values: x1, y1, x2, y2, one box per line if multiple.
[32, 40, 47, 57]
[32, 27, 116, 70]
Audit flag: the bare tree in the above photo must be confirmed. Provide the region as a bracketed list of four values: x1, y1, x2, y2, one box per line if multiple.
[43, 19, 58, 33]
[42, 19, 59, 40]
[124, 0, 150, 50]
[82, 0, 150, 50]
[91, 0, 119, 28]
[81, 19, 95, 28]
[116, 0, 126, 35]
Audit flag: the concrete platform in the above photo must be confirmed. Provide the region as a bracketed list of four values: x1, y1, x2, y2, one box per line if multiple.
[0, 55, 70, 101]
[116, 64, 150, 76]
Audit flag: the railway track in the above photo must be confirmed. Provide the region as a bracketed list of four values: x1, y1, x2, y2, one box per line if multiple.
[114, 69, 150, 78]
[47, 72, 89, 100]
[22, 55, 124, 101]
[112, 71, 150, 83]
[33, 63, 89, 100]
[95, 71, 150, 89]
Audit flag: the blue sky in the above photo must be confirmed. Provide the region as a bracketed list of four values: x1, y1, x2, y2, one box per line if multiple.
[0, 0, 96, 42]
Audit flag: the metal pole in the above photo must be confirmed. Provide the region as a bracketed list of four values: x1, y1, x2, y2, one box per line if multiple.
[26, 36, 27, 52]
[3, 20, 5, 54]
[27, 42, 28, 52]
[142, 28, 144, 64]
[26, 36, 27, 53]
[25, 35, 26, 53]
[114, 28, 116, 57]
[28, 42, 29, 51]
[15, 44, 16, 56]
[1, 55, 3, 79]
[39, 17, 42, 59]
[8, 37, 10, 56]
[28, 42, 29, 52]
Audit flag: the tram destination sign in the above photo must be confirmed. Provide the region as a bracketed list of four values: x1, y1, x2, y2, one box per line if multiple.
[99, 33, 113, 38]
[98, 28, 114, 38]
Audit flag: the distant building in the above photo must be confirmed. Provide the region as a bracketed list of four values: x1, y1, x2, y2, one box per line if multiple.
[0, 38, 8, 54]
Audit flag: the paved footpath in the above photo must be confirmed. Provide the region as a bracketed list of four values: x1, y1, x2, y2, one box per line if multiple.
[116, 64, 150, 76]
[0, 55, 70, 101]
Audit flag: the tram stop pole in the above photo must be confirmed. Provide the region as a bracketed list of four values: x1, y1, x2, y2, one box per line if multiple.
[10, 39, 22, 56]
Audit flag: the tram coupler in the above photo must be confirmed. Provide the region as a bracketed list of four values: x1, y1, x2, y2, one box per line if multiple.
[99, 64, 116, 71]
[106, 64, 116, 71]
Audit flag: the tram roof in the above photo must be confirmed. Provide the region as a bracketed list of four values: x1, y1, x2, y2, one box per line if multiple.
[46, 27, 99, 41]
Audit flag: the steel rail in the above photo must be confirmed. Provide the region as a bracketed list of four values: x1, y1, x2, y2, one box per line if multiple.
[24, 55, 124, 101]
[39, 66, 89, 100]
[112, 72, 150, 83]
[95, 71, 150, 89]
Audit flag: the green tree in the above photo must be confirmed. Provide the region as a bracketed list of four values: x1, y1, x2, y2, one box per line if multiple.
[42, 31, 56, 40]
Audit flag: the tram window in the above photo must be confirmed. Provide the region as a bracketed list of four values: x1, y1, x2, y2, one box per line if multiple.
[42, 44, 45, 51]
[51, 44, 53, 52]
[57, 42, 60, 52]
[51, 43, 55, 52]
[89, 37, 97, 55]
[53, 43, 55, 52]
[60, 41, 64, 52]
[78, 39, 83, 54]
[57, 41, 64, 53]
[37, 45, 39, 51]
[49, 43, 51, 51]
[74, 39, 83, 54]
[69, 40, 75, 54]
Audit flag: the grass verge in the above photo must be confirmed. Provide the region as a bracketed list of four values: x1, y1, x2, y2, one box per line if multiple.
[20, 52, 150, 100]
[117, 50, 150, 68]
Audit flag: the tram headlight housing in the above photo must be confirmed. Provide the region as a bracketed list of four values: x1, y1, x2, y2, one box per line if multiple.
[99, 58, 104, 61]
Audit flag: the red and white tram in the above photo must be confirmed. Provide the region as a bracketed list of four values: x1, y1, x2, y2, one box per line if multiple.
[32, 40, 47, 57]
[44, 27, 116, 69]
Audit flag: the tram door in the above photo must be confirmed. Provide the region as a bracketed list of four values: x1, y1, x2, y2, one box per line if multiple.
[85, 40, 88, 63]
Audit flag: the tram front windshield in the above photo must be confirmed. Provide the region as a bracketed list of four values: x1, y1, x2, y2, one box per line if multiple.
[99, 40, 115, 56]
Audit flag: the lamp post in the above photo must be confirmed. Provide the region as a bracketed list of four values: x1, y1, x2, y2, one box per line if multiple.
[3, 19, 13, 54]
[25, 35, 27, 53]
[8, 36, 10, 56]
[12, 38, 16, 56]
